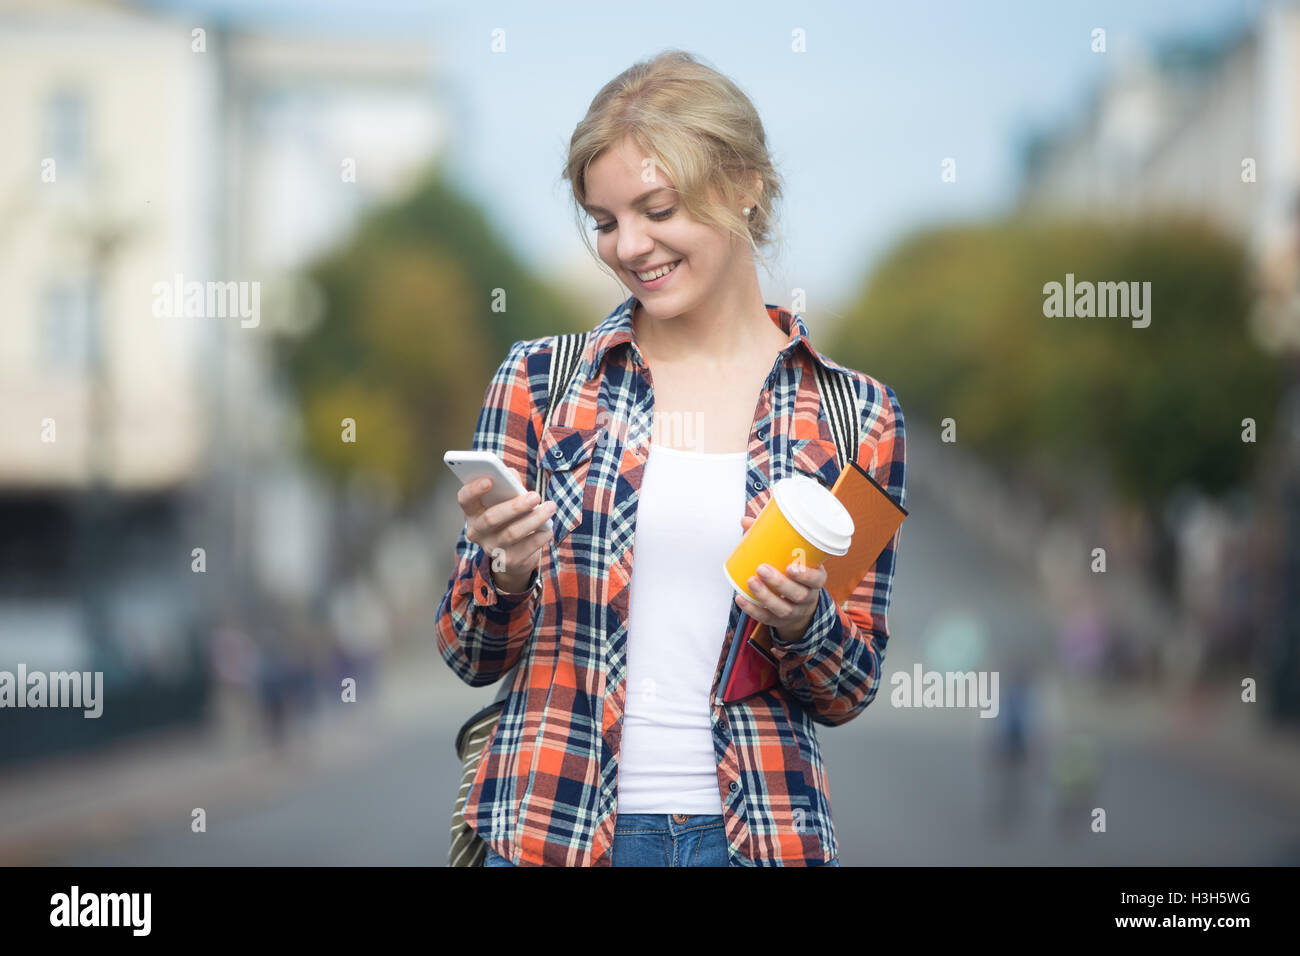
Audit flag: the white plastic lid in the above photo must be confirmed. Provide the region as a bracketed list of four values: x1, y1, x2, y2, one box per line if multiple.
[770, 475, 854, 556]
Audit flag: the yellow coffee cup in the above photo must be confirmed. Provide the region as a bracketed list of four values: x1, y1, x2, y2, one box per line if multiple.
[723, 475, 854, 600]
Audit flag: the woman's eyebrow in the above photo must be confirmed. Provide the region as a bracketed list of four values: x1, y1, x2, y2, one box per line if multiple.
[583, 187, 674, 215]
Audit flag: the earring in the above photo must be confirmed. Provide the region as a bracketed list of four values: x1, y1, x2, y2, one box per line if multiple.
[742, 207, 752, 217]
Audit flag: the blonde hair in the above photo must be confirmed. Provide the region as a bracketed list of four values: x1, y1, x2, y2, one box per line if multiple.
[561, 49, 785, 277]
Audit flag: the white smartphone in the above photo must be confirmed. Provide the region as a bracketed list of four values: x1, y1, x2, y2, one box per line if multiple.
[443, 449, 554, 533]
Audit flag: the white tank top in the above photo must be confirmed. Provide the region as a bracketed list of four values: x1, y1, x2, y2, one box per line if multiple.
[618, 441, 748, 814]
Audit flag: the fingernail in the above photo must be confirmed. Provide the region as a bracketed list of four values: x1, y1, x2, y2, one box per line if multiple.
[527, 492, 539, 504]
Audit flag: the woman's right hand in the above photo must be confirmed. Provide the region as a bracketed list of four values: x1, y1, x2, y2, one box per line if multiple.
[458, 477, 558, 592]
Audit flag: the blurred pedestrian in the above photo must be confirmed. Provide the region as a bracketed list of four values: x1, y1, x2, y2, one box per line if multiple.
[989, 657, 1036, 835]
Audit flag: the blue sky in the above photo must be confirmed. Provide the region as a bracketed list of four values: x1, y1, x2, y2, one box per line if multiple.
[142, 0, 1262, 314]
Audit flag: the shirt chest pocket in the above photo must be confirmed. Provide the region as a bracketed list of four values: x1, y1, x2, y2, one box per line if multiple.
[789, 436, 846, 490]
[537, 424, 602, 548]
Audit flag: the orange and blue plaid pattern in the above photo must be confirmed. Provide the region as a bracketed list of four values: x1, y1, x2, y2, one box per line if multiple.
[436, 295, 906, 866]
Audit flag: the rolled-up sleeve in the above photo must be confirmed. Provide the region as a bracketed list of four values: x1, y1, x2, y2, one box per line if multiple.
[435, 339, 545, 687]
[767, 380, 907, 726]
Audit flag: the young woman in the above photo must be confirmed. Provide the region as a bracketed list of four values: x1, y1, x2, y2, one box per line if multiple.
[437, 49, 906, 866]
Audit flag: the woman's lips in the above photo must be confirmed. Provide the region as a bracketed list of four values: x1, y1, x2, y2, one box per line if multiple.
[633, 259, 682, 290]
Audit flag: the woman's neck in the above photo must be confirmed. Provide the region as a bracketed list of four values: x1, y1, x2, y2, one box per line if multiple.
[632, 292, 779, 368]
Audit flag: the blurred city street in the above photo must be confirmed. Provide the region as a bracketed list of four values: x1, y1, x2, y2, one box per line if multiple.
[4, 477, 1297, 866]
[2, 0, 1298, 872]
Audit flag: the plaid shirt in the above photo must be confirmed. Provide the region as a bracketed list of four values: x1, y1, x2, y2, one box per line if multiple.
[436, 295, 906, 866]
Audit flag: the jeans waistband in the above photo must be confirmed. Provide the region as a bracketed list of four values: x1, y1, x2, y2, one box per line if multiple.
[615, 813, 724, 833]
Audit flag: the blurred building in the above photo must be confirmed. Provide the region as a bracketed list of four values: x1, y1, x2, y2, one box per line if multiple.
[0, 0, 443, 761]
[1017, 3, 1300, 342]
[1015, 3, 1300, 716]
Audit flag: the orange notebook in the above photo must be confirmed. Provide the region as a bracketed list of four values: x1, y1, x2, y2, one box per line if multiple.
[719, 459, 907, 703]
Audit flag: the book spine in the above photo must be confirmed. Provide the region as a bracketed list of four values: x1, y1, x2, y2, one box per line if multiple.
[714, 611, 750, 706]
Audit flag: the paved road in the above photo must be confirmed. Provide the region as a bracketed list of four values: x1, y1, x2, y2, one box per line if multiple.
[41, 714, 1300, 865]
[40, 482, 1300, 865]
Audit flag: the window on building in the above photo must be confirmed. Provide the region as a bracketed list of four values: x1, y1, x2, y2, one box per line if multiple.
[45, 89, 88, 178]
[41, 276, 98, 374]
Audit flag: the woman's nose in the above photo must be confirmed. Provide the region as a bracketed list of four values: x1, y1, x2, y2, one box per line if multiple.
[617, 224, 654, 263]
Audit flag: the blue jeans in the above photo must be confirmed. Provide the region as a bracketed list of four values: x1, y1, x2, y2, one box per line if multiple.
[482, 813, 729, 867]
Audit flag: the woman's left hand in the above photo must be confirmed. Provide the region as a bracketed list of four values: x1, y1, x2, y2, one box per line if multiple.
[735, 514, 828, 643]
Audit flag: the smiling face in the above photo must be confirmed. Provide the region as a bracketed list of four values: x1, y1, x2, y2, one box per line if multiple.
[583, 136, 752, 317]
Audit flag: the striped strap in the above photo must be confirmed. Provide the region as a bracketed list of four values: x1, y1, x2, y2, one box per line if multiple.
[536, 332, 590, 503]
[484, 333, 591, 705]
[448, 710, 499, 867]
[810, 361, 863, 613]
[811, 361, 861, 471]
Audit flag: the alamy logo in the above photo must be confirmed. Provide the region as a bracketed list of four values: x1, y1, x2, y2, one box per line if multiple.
[151, 273, 260, 328]
[890, 664, 999, 717]
[50, 886, 151, 936]
[0, 665, 103, 718]
[1042, 272, 1151, 328]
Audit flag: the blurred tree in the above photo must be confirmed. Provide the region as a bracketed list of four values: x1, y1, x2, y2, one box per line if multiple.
[277, 163, 585, 504]
[831, 216, 1284, 509]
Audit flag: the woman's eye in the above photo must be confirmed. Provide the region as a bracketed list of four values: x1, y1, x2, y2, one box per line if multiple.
[592, 207, 676, 234]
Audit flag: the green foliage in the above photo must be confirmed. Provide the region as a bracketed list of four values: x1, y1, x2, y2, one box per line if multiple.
[276, 162, 585, 503]
[829, 216, 1284, 507]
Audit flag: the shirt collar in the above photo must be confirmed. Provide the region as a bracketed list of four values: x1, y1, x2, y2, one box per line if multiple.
[584, 294, 837, 384]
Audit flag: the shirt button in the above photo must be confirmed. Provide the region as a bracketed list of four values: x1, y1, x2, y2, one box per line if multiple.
[480, 586, 488, 597]
[671, 813, 689, 824]
[729, 781, 739, 792]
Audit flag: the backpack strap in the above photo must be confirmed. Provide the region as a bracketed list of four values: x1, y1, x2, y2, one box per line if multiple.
[810, 361, 861, 471]
[490, 331, 589, 704]
[536, 331, 590, 501]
